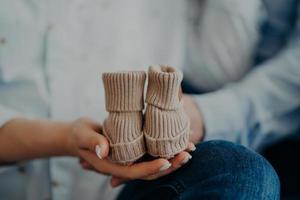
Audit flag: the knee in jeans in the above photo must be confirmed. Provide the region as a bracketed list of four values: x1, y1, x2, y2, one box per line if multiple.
[191, 140, 279, 193]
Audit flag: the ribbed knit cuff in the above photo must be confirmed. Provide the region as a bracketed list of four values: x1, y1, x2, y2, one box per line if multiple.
[145, 128, 189, 158]
[103, 112, 145, 164]
[102, 71, 146, 112]
[109, 134, 146, 164]
[144, 105, 190, 158]
[146, 65, 183, 110]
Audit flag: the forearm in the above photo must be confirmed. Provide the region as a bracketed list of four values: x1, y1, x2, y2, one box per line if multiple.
[194, 41, 300, 149]
[0, 118, 73, 163]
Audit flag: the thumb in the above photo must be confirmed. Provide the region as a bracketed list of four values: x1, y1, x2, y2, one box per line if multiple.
[78, 125, 110, 159]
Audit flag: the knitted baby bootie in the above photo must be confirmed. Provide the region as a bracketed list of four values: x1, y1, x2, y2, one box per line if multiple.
[102, 71, 146, 164]
[144, 65, 190, 158]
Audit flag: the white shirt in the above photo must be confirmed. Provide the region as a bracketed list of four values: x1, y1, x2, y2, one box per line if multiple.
[0, 1, 187, 200]
[0, 0, 262, 200]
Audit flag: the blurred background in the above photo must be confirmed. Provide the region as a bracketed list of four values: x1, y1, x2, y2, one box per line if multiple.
[0, 0, 299, 200]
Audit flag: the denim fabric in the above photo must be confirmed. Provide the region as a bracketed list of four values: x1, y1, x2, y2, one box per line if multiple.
[118, 140, 280, 200]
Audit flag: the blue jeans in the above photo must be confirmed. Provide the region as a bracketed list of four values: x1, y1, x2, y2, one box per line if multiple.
[118, 140, 280, 200]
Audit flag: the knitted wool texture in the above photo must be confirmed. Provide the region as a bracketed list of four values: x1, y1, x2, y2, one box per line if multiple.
[102, 71, 146, 164]
[144, 65, 190, 158]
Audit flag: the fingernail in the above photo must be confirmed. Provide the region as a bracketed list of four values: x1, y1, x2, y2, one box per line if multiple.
[95, 145, 102, 159]
[190, 144, 196, 151]
[159, 162, 172, 172]
[181, 155, 192, 165]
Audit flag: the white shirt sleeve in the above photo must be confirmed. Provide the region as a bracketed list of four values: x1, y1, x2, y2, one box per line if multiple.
[0, 105, 23, 128]
[194, 27, 300, 150]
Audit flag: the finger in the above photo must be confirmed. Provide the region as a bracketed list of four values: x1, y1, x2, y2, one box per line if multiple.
[143, 151, 192, 180]
[111, 176, 128, 188]
[186, 142, 196, 152]
[144, 152, 190, 180]
[78, 149, 110, 174]
[119, 158, 171, 179]
[79, 158, 95, 170]
[79, 158, 85, 164]
[79, 149, 171, 179]
[80, 161, 95, 170]
[169, 151, 192, 170]
[78, 127, 110, 159]
[106, 158, 171, 179]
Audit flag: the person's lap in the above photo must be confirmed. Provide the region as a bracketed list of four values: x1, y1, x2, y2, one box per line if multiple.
[118, 140, 280, 200]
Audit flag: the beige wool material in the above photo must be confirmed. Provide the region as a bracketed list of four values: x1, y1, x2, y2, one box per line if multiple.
[102, 71, 146, 164]
[146, 65, 183, 110]
[144, 65, 190, 158]
[102, 71, 146, 112]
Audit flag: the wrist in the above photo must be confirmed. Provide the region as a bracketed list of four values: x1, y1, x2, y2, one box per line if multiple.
[0, 118, 77, 162]
[46, 120, 75, 157]
[182, 95, 205, 144]
[59, 121, 77, 157]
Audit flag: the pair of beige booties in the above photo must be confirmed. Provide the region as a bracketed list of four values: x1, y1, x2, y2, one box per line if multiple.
[102, 65, 190, 165]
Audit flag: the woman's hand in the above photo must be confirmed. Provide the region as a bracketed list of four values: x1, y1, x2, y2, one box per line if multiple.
[0, 116, 194, 185]
[66, 117, 110, 158]
[0, 117, 108, 163]
[69, 118, 195, 187]
[79, 143, 195, 188]
[108, 142, 195, 187]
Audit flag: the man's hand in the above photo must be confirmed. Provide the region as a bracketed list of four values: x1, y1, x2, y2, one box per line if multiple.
[182, 95, 205, 144]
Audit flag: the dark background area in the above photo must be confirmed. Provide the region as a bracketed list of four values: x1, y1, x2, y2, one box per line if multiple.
[262, 134, 300, 200]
